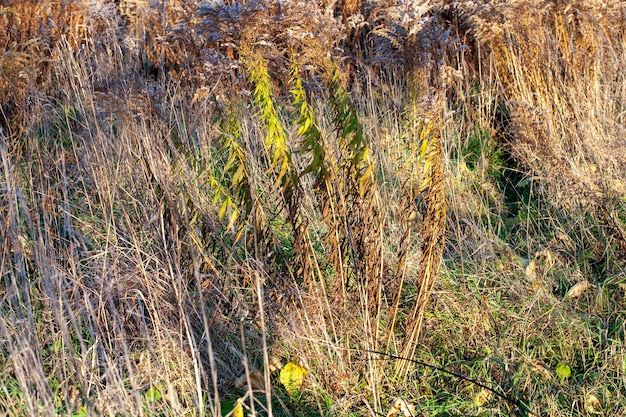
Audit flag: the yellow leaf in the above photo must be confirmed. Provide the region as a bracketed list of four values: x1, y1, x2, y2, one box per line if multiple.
[232, 398, 244, 417]
[228, 209, 239, 230]
[190, 210, 199, 227]
[473, 389, 493, 407]
[585, 393, 602, 414]
[280, 360, 308, 397]
[218, 199, 229, 219]
[524, 259, 537, 280]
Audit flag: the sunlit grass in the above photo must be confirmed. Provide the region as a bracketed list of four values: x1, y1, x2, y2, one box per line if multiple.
[1, 1, 625, 416]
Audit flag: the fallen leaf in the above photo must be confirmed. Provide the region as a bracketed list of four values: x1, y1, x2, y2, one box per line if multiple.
[525, 259, 537, 280]
[145, 385, 162, 402]
[565, 280, 594, 299]
[268, 355, 283, 373]
[535, 249, 555, 269]
[530, 361, 553, 381]
[280, 359, 308, 397]
[232, 398, 244, 417]
[474, 389, 493, 407]
[585, 393, 602, 414]
[531, 280, 542, 293]
[234, 369, 265, 391]
[385, 397, 416, 417]
[556, 363, 571, 384]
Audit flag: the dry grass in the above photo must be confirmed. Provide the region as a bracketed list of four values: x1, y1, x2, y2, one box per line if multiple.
[1, 0, 625, 416]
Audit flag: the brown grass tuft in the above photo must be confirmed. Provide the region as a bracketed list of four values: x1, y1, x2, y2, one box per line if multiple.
[1, 1, 625, 416]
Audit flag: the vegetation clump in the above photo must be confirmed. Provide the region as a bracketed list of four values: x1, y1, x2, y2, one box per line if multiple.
[0, 1, 624, 416]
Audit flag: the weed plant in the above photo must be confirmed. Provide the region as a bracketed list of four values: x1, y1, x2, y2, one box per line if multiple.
[0, 1, 625, 416]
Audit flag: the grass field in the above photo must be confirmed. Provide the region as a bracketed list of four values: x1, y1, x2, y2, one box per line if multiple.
[1, 1, 625, 416]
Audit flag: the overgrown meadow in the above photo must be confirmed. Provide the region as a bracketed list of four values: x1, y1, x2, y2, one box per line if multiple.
[1, 1, 625, 416]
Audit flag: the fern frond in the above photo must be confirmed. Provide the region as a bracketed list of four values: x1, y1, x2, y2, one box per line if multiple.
[242, 48, 298, 200]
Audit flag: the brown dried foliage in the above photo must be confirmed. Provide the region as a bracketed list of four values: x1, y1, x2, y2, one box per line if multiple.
[451, 0, 626, 252]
